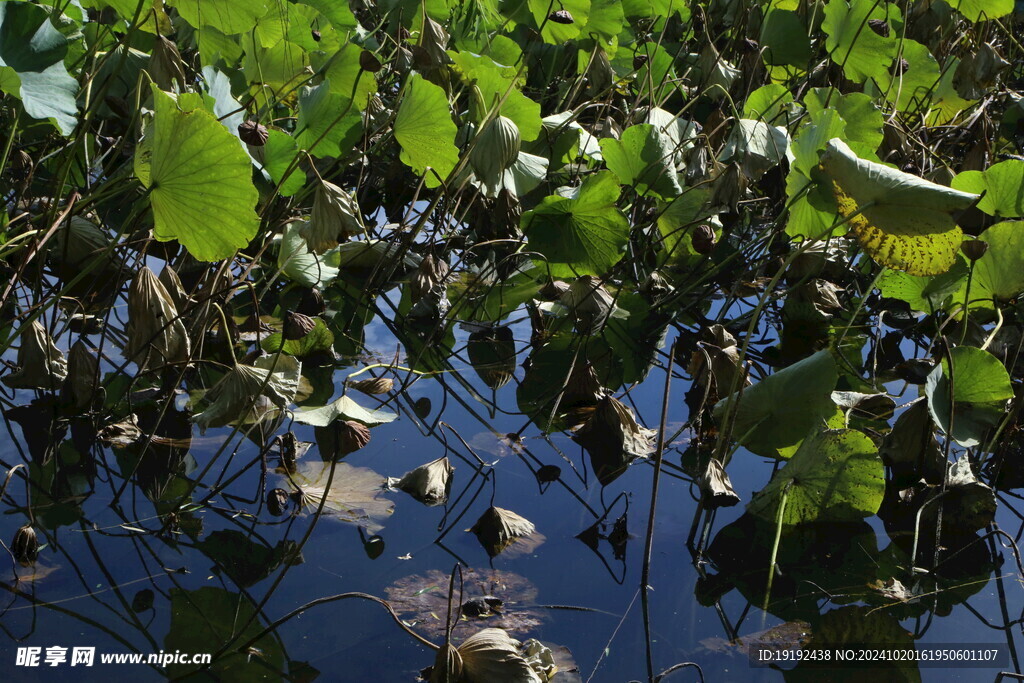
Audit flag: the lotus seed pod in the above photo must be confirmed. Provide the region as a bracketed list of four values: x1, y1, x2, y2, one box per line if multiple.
[692, 224, 717, 255]
[238, 120, 269, 146]
[283, 311, 317, 340]
[548, 9, 574, 24]
[359, 50, 382, 73]
[297, 287, 325, 316]
[12, 524, 38, 566]
[960, 239, 988, 261]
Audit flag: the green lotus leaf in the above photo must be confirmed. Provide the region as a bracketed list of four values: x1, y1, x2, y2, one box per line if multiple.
[947, 0, 1014, 22]
[822, 0, 899, 84]
[925, 346, 1012, 447]
[393, 74, 459, 187]
[170, 0, 268, 34]
[600, 124, 682, 199]
[521, 171, 630, 277]
[294, 80, 363, 158]
[277, 222, 339, 288]
[951, 160, 1024, 219]
[292, 394, 397, 427]
[448, 51, 541, 141]
[713, 349, 839, 458]
[973, 221, 1024, 302]
[261, 318, 335, 357]
[819, 138, 979, 275]
[0, 1, 78, 134]
[135, 87, 259, 261]
[760, 9, 811, 67]
[748, 429, 885, 525]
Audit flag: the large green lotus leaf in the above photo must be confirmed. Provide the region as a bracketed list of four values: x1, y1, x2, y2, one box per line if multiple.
[748, 429, 885, 525]
[448, 50, 541, 141]
[600, 124, 682, 199]
[951, 160, 1024, 219]
[712, 349, 838, 458]
[791, 109, 847, 178]
[297, 0, 358, 30]
[822, 0, 899, 83]
[500, 0, 591, 43]
[0, 1, 78, 134]
[877, 39, 970, 120]
[170, 0, 268, 34]
[760, 9, 811, 67]
[277, 222, 338, 288]
[742, 84, 794, 123]
[819, 138, 978, 276]
[253, 2, 321, 51]
[973, 221, 1024, 301]
[260, 128, 304, 196]
[948, 0, 1013, 21]
[394, 74, 459, 188]
[876, 258, 968, 313]
[135, 87, 259, 261]
[315, 41, 377, 110]
[579, 0, 624, 52]
[292, 393, 397, 427]
[166, 587, 285, 681]
[925, 346, 1012, 447]
[294, 79, 363, 158]
[803, 89, 884, 156]
[521, 171, 630, 277]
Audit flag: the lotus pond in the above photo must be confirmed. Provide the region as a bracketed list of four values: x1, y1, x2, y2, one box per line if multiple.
[3, 0, 1024, 681]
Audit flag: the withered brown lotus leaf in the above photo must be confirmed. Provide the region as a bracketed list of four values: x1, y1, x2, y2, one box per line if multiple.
[560, 276, 614, 335]
[390, 456, 454, 506]
[305, 180, 365, 252]
[3, 320, 68, 390]
[700, 459, 740, 509]
[458, 628, 543, 683]
[125, 267, 191, 374]
[470, 506, 538, 558]
[572, 395, 656, 486]
[62, 340, 100, 410]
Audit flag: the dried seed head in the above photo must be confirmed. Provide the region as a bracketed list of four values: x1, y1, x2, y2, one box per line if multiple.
[960, 239, 989, 261]
[283, 311, 317, 340]
[297, 287, 325, 316]
[310, 29, 321, 41]
[238, 120, 269, 146]
[267, 488, 290, 516]
[867, 19, 890, 37]
[548, 9, 574, 24]
[348, 377, 394, 395]
[692, 224, 716, 254]
[633, 54, 649, 70]
[338, 420, 372, 455]
[891, 57, 910, 76]
[12, 524, 38, 566]
[359, 50, 382, 73]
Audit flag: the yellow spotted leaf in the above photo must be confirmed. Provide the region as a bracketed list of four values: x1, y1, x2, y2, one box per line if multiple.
[819, 138, 979, 276]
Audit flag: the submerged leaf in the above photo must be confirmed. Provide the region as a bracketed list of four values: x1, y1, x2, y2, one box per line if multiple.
[819, 138, 978, 275]
[285, 460, 394, 533]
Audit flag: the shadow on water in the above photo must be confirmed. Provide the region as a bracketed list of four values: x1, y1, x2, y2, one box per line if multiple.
[2, 241, 1024, 683]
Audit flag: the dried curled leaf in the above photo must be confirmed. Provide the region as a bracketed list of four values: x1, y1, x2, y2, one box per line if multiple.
[62, 340, 99, 410]
[470, 506, 538, 558]
[559, 276, 614, 335]
[3, 320, 68, 390]
[347, 376, 394, 395]
[429, 644, 464, 683]
[124, 267, 191, 374]
[699, 459, 740, 509]
[572, 396, 656, 485]
[304, 180, 364, 252]
[458, 629, 543, 683]
[389, 456, 454, 506]
[193, 356, 300, 431]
